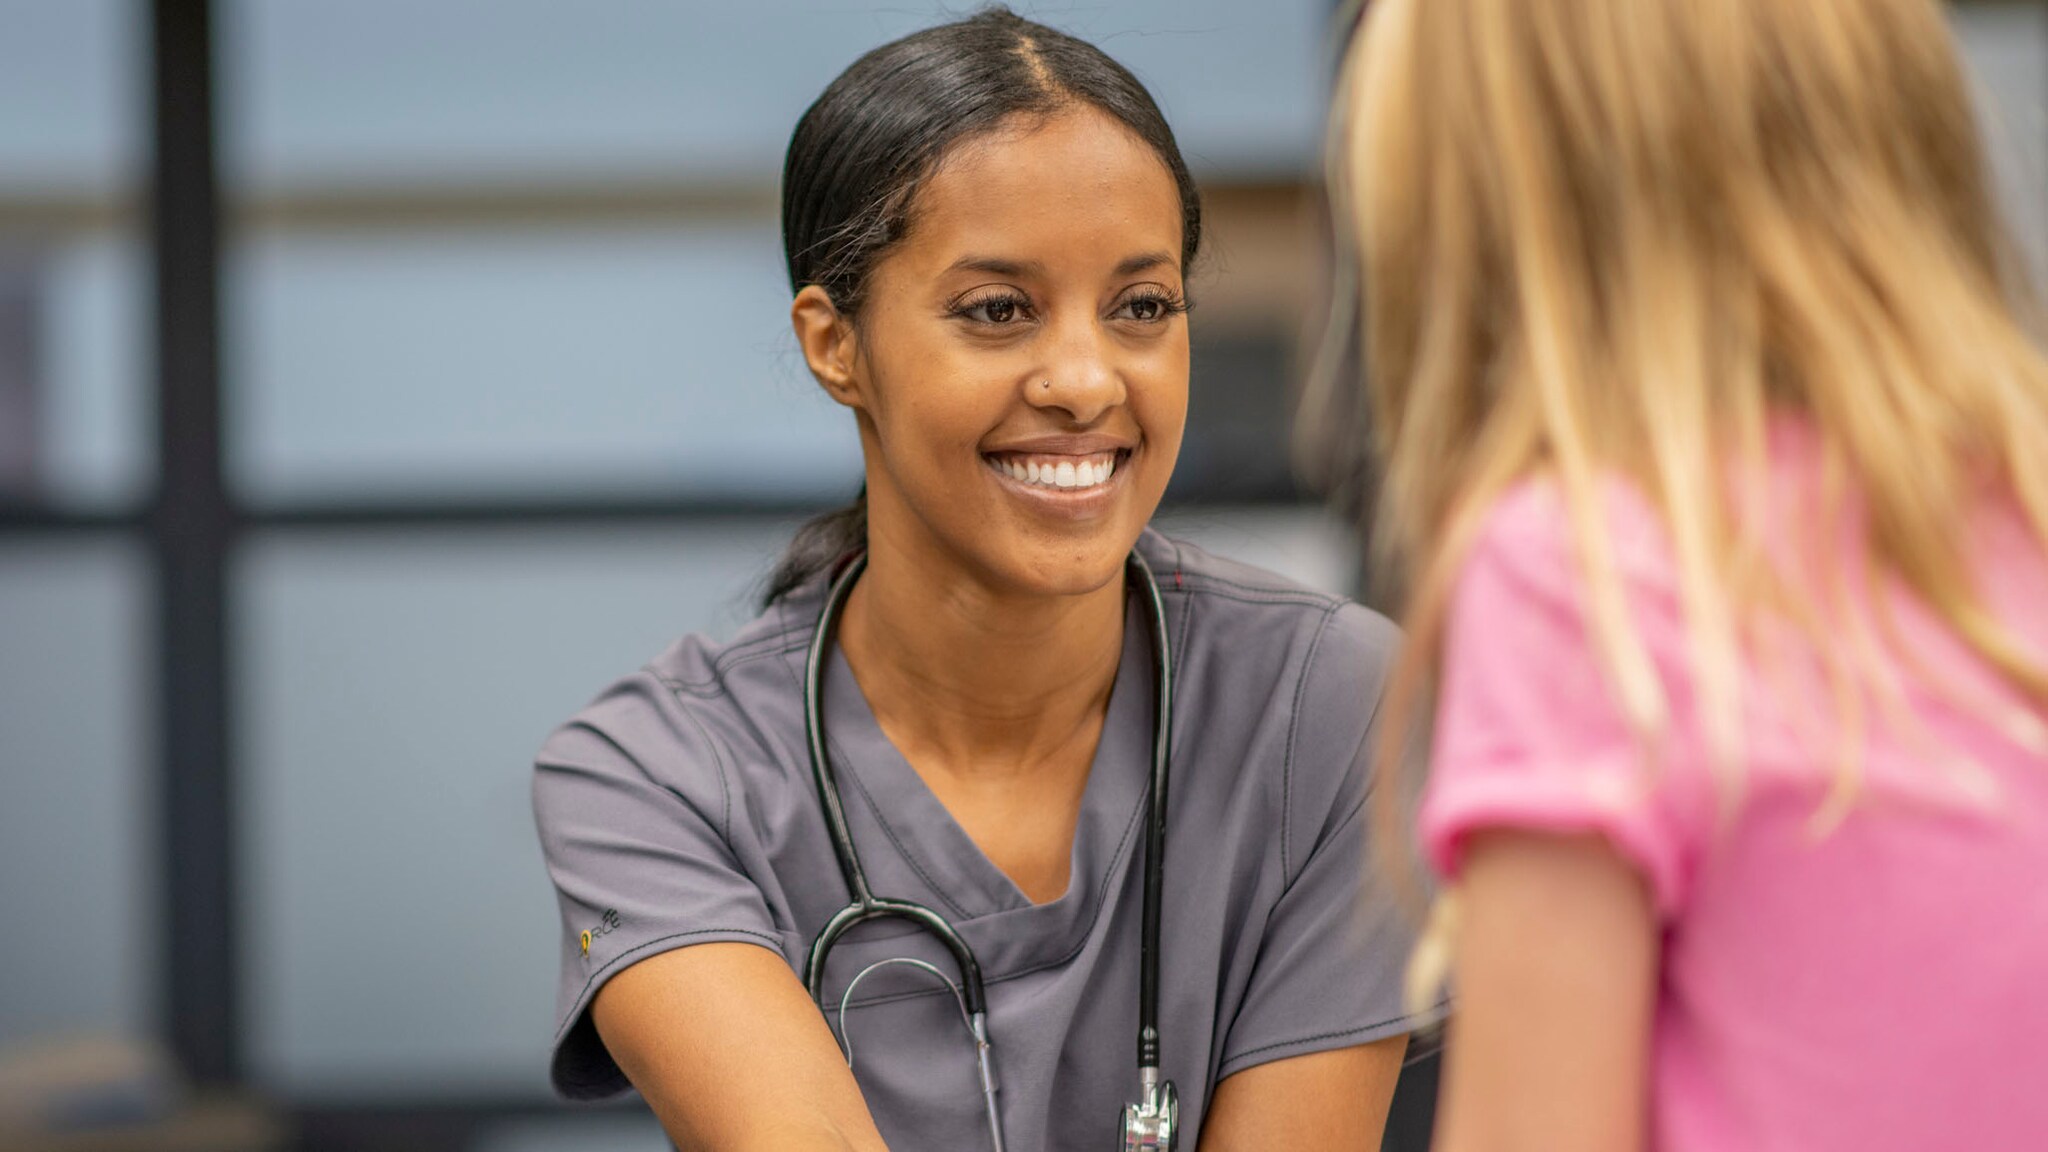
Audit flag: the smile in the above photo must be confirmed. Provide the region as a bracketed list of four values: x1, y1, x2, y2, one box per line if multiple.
[985, 450, 1125, 492]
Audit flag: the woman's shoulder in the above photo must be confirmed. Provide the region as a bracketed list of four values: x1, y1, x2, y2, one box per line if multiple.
[535, 591, 820, 805]
[1138, 526, 1399, 687]
[1139, 528, 1400, 854]
[638, 590, 817, 710]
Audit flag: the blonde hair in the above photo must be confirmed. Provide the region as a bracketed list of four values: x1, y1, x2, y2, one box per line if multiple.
[1323, 0, 2048, 995]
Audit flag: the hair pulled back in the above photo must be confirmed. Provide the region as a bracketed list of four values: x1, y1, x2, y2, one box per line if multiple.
[766, 6, 1202, 603]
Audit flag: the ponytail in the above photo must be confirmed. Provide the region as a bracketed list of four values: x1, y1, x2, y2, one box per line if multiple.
[763, 489, 868, 606]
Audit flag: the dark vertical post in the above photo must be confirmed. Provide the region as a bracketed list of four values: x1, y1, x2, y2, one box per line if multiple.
[149, 0, 236, 1084]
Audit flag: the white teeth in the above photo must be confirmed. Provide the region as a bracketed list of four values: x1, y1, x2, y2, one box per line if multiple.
[992, 453, 1120, 491]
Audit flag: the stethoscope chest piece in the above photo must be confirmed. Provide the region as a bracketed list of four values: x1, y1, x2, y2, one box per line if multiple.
[1118, 1074, 1178, 1151]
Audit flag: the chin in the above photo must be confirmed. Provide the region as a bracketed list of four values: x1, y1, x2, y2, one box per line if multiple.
[981, 526, 1145, 600]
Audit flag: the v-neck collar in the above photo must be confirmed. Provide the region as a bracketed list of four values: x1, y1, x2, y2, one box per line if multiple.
[811, 588, 1155, 973]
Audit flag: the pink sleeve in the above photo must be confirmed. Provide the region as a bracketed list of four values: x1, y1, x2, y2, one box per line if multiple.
[1418, 490, 1709, 919]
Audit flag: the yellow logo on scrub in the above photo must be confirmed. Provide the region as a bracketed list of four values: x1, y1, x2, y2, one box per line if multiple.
[579, 909, 621, 962]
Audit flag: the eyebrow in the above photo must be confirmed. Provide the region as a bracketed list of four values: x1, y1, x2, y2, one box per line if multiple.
[943, 251, 1179, 278]
[946, 256, 1044, 278]
[1112, 251, 1177, 277]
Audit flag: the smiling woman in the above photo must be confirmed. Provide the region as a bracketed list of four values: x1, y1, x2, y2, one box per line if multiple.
[531, 9, 1435, 1151]
[764, 8, 1203, 607]
[793, 105, 1188, 604]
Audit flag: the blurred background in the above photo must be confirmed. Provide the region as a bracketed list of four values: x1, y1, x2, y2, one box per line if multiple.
[0, 2, 2040, 1150]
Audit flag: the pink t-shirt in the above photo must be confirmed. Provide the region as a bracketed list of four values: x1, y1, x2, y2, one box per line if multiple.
[1418, 435, 2048, 1151]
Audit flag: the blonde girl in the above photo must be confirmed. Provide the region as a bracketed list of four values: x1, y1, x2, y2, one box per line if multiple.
[1326, 0, 2048, 1149]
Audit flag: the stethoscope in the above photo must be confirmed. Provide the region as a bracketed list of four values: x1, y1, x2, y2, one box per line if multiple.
[801, 549, 1181, 1152]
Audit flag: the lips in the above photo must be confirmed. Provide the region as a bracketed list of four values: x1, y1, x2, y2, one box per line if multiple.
[982, 427, 1137, 498]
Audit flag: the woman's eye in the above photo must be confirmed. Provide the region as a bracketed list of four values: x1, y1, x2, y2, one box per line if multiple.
[957, 294, 1029, 324]
[1116, 293, 1183, 323]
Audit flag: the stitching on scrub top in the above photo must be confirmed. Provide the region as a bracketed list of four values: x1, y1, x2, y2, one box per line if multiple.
[548, 720, 704, 826]
[979, 777, 1147, 987]
[1174, 570, 1338, 606]
[1279, 603, 1342, 882]
[660, 636, 807, 697]
[1179, 585, 1337, 612]
[1154, 537, 1340, 609]
[713, 626, 808, 669]
[664, 688, 735, 846]
[1220, 1006, 1440, 1065]
[554, 926, 787, 1043]
[829, 730, 977, 923]
[833, 766, 1149, 1009]
[680, 626, 803, 684]
[1276, 778, 1370, 910]
[655, 599, 810, 694]
[1354, 651, 1391, 796]
[1167, 542, 1197, 683]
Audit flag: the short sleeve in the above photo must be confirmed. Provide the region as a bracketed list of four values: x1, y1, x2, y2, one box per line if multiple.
[1418, 490, 1711, 918]
[532, 670, 784, 1100]
[1217, 605, 1444, 1078]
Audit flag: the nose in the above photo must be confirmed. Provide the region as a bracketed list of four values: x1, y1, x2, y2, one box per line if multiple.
[1028, 318, 1126, 425]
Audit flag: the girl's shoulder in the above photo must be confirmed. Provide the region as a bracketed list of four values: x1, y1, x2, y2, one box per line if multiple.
[1466, 474, 1684, 600]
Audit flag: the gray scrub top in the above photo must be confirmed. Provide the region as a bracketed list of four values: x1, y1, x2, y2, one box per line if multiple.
[534, 528, 1431, 1149]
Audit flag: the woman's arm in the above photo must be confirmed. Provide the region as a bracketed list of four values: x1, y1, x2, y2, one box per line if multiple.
[1195, 1033, 1408, 1150]
[592, 942, 891, 1152]
[1432, 831, 1660, 1152]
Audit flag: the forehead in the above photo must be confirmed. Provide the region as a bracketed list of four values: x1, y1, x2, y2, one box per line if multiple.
[898, 106, 1186, 273]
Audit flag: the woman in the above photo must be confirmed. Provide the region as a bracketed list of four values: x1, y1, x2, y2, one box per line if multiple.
[534, 10, 1429, 1150]
[1329, 0, 2048, 1149]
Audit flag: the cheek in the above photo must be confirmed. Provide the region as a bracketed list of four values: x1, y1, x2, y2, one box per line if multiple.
[865, 348, 1005, 466]
[1135, 341, 1192, 450]
[901, 396, 995, 468]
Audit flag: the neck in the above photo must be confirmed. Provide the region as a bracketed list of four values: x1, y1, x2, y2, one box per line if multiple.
[837, 534, 1128, 781]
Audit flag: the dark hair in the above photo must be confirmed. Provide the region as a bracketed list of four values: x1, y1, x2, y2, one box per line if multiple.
[764, 5, 1204, 603]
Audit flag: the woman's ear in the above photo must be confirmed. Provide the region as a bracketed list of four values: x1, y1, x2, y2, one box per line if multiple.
[791, 286, 863, 409]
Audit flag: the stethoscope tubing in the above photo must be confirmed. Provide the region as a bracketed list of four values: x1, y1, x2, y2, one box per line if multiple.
[800, 547, 1175, 1134]
[1130, 550, 1172, 1079]
[801, 552, 993, 1018]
